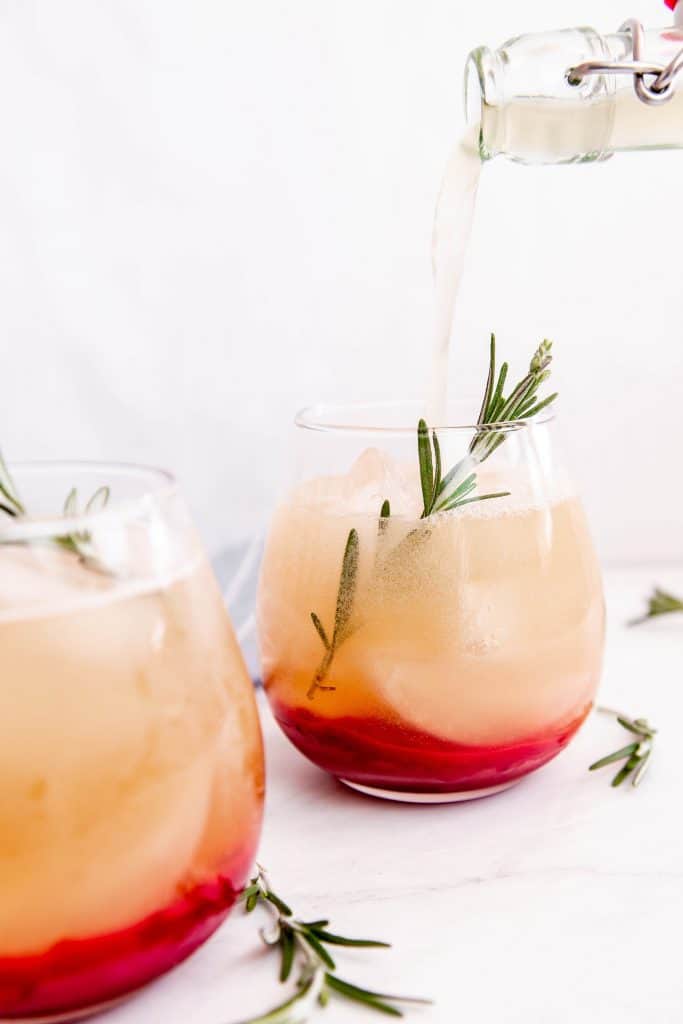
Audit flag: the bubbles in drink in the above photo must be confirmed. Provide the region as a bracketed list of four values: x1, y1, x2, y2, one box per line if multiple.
[298, 447, 421, 519]
[259, 446, 603, 750]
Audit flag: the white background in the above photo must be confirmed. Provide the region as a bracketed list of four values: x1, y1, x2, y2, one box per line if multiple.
[0, 0, 680, 564]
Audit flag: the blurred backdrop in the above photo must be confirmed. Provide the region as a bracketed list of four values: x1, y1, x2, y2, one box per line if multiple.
[0, 0, 680, 565]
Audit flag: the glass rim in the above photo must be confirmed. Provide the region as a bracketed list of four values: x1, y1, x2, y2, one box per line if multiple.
[0, 460, 177, 542]
[295, 399, 556, 436]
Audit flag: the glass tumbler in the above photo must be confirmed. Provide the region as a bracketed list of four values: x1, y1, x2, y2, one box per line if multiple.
[0, 462, 264, 1021]
[258, 402, 604, 802]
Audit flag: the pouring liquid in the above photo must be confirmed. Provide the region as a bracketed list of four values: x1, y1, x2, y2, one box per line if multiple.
[428, 126, 482, 425]
[428, 85, 683, 422]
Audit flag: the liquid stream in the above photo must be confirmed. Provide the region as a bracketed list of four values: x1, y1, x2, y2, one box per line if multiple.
[428, 125, 481, 424]
[429, 86, 683, 420]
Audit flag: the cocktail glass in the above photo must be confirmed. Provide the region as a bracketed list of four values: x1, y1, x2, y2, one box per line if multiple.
[0, 462, 264, 1020]
[258, 401, 604, 802]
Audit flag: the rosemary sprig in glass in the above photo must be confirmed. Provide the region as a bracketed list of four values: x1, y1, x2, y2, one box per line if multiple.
[468, 334, 557, 463]
[630, 587, 683, 625]
[307, 528, 359, 700]
[0, 449, 112, 572]
[239, 866, 431, 1022]
[307, 335, 558, 700]
[417, 334, 557, 515]
[56, 485, 111, 565]
[589, 707, 657, 788]
[0, 450, 25, 518]
[417, 418, 509, 517]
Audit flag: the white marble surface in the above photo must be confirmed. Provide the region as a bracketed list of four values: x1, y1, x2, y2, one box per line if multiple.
[105, 567, 683, 1024]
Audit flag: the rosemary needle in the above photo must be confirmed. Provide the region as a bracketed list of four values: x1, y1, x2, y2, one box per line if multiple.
[630, 587, 683, 625]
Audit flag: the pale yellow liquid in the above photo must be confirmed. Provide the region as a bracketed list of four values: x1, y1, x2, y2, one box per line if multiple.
[0, 546, 264, 956]
[429, 86, 683, 418]
[490, 89, 683, 164]
[429, 126, 481, 423]
[259, 456, 604, 746]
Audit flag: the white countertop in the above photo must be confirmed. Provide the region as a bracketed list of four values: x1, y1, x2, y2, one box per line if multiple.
[106, 567, 683, 1024]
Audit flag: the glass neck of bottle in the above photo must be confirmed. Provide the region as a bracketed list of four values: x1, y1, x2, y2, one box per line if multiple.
[465, 22, 683, 165]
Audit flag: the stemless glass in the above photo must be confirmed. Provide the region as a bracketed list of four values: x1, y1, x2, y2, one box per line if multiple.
[258, 401, 604, 803]
[0, 463, 264, 1021]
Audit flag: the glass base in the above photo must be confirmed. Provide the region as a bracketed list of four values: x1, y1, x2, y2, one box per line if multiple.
[0, 995, 125, 1023]
[339, 778, 520, 803]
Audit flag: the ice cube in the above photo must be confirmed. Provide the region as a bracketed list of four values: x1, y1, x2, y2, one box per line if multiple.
[0, 562, 226, 951]
[0, 543, 115, 619]
[298, 447, 422, 519]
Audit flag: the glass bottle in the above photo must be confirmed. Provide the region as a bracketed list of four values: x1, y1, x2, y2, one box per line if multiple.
[465, 21, 683, 164]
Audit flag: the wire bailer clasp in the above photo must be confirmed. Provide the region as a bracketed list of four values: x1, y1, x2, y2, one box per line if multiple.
[568, 19, 683, 105]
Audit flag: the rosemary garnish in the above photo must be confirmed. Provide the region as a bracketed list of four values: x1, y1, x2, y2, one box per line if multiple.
[630, 587, 683, 625]
[0, 449, 111, 572]
[306, 335, 558, 700]
[56, 486, 111, 568]
[417, 335, 557, 517]
[239, 866, 431, 1022]
[468, 334, 557, 463]
[307, 529, 359, 700]
[0, 450, 25, 518]
[589, 707, 657, 788]
[417, 418, 509, 517]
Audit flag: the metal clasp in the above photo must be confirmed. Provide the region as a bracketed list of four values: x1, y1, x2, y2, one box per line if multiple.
[568, 18, 683, 105]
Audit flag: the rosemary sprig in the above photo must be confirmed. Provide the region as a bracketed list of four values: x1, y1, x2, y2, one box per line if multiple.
[56, 486, 111, 568]
[417, 418, 509, 517]
[0, 449, 112, 572]
[589, 707, 657, 788]
[630, 587, 683, 625]
[305, 335, 557, 699]
[239, 866, 431, 1022]
[417, 335, 557, 517]
[469, 334, 558, 463]
[0, 450, 25, 517]
[307, 529, 359, 700]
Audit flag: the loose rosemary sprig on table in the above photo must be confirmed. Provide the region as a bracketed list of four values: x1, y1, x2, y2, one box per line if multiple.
[589, 707, 657, 788]
[307, 335, 558, 700]
[630, 587, 683, 625]
[239, 866, 431, 1022]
